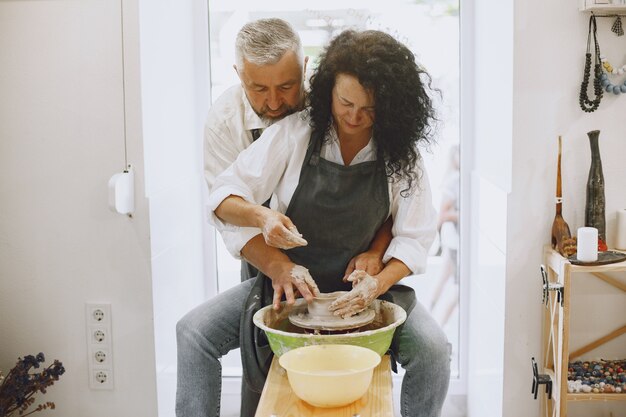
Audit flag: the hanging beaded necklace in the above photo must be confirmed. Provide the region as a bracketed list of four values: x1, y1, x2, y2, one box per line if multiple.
[599, 54, 626, 94]
[579, 14, 604, 112]
[600, 55, 626, 75]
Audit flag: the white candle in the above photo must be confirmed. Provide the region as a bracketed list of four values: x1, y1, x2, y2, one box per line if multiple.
[577, 227, 598, 262]
[616, 209, 626, 250]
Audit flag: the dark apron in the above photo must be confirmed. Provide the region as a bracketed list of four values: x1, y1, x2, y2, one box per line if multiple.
[239, 131, 417, 400]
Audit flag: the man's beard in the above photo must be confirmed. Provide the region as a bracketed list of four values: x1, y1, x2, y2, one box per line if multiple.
[256, 104, 297, 124]
[255, 93, 305, 124]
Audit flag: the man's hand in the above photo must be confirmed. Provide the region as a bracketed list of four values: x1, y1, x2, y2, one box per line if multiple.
[213, 196, 306, 249]
[271, 264, 320, 310]
[329, 270, 379, 318]
[343, 251, 384, 281]
[258, 208, 308, 249]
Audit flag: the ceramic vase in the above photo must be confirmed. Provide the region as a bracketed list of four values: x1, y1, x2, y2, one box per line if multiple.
[584, 130, 606, 247]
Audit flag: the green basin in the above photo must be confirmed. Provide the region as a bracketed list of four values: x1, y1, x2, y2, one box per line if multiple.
[253, 298, 407, 357]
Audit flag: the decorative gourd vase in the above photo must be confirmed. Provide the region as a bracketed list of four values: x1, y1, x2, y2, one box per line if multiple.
[584, 130, 607, 251]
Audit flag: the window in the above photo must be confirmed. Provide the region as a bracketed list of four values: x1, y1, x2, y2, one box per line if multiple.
[208, 0, 462, 381]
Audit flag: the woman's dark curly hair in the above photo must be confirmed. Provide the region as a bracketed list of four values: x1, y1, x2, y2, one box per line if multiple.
[308, 30, 437, 195]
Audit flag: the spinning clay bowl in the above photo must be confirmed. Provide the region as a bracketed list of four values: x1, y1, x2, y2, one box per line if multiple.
[278, 344, 381, 408]
[306, 291, 344, 318]
[253, 298, 407, 357]
[288, 291, 376, 331]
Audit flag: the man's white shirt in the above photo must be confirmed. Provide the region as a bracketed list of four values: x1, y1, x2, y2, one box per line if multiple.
[204, 84, 269, 190]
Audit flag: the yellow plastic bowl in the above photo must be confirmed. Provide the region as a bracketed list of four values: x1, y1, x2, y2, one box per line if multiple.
[278, 344, 381, 408]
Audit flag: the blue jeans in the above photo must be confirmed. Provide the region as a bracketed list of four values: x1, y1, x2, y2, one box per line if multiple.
[176, 279, 450, 417]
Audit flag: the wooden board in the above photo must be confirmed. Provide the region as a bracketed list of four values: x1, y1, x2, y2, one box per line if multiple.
[255, 355, 395, 417]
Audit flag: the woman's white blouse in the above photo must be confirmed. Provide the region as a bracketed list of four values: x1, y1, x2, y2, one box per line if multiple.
[208, 111, 436, 275]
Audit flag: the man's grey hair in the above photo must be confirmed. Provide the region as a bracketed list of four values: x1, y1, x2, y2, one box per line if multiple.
[235, 18, 304, 70]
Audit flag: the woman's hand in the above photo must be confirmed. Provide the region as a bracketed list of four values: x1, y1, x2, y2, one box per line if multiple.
[343, 251, 384, 281]
[258, 207, 308, 249]
[271, 264, 320, 310]
[343, 217, 391, 280]
[330, 270, 380, 318]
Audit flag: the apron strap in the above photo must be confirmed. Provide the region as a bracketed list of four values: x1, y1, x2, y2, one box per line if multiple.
[240, 273, 274, 393]
[307, 129, 324, 167]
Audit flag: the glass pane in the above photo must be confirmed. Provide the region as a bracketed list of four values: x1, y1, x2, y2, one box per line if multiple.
[208, 0, 460, 377]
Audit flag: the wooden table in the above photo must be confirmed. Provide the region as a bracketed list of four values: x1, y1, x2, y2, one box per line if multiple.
[255, 355, 395, 417]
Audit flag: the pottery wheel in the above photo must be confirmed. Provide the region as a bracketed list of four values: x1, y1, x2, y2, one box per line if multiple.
[288, 308, 375, 331]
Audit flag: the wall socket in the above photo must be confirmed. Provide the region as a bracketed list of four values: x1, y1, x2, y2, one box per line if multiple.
[85, 303, 114, 390]
[93, 369, 111, 386]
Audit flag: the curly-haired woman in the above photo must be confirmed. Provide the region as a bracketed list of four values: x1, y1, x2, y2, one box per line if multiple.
[187, 29, 450, 417]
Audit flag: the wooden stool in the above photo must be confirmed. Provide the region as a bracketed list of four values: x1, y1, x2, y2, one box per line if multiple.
[255, 354, 394, 417]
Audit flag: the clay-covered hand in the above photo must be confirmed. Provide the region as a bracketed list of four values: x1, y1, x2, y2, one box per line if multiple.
[343, 251, 384, 281]
[329, 270, 380, 318]
[271, 264, 320, 310]
[259, 208, 308, 249]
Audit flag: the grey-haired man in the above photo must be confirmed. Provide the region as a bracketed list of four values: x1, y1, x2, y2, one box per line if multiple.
[204, 18, 308, 191]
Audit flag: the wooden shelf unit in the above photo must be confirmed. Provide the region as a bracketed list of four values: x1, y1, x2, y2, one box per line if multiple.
[580, 1, 626, 13]
[541, 247, 626, 417]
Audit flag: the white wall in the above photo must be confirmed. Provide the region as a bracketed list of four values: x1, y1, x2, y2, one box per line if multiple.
[468, 0, 626, 416]
[0, 1, 158, 416]
[0, 1, 210, 416]
[506, 1, 626, 416]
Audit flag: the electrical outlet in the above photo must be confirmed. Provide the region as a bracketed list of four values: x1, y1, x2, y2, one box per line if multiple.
[92, 328, 106, 343]
[92, 369, 113, 389]
[86, 304, 111, 325]
[95, 370, 108, 383]
[93, 349, 108, 364]
[93, 308, 105, 322]
[86, 303, 113, 390]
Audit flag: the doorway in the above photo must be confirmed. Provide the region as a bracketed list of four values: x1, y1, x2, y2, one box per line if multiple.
[206, 0, 465, 413]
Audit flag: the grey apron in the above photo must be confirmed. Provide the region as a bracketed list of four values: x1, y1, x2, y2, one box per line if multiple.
[239, 130, 417, 402]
